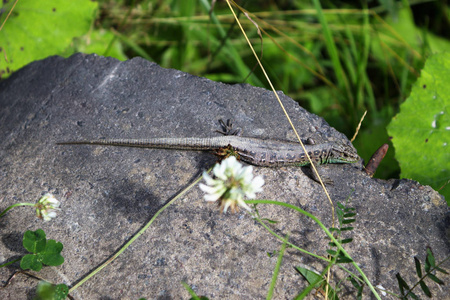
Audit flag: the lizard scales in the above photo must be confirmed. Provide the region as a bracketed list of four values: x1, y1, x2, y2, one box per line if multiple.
[58, 136, 359, 167]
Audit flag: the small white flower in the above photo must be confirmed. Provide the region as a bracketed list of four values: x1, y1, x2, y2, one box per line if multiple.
[199, 156, 264, 213]
[35, 193, 61, 221]
[376, 284, 387, 296]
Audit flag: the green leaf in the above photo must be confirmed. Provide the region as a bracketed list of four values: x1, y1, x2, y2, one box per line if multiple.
[435, 266, 449, 275]
[348, 277, 364, 300]
[21, 230, 64, 270]
[408, 291, 420, 300]
[295, 266, 324, 288]
[182, 281, 210, 300]
[414, 257, 423, 278]
[0, 0, 98, 79]
[343, 212, 356, 218]
[427, 273, 444, 285]
[340, 227, 354, 231]
[342, 219, 356, 224]
[36, 282, 69, 300]
[41, 240, 64, 266]
[336, 257, 353, 264]
[387, 52, 450, 201]
[336, 252, 352, 263]
[419, 280, 431, 297]
[425, 248, 436, 272]
[54, 283, 69, 300]
[326, 249, 337, 256]
[396, 273, 409, 296]
[261, 218, 279, 224]
[340, 238, 353, 244]
[23, 229, 46, 253]
[337, 202, 345, 210]
[20, 254, 42, 271]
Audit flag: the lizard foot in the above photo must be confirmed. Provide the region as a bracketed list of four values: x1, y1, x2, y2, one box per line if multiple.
[216, 119, 242, 136]
[213, 145, 241, 162]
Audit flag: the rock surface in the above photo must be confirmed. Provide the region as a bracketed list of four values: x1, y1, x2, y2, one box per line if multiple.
[0, 53, 448, 299]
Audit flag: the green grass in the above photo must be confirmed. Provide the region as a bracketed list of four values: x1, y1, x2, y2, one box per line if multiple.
[2, 0, 448, 184]
[1, 2, 449, 298]
[87, 0, 448, 180]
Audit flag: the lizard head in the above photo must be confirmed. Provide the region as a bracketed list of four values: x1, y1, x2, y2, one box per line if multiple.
[328, 143, 360, 164]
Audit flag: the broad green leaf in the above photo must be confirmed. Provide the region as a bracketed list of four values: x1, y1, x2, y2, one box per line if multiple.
[36, 282, 69, 300]
[23, 229, 46, 253]
[0, 0, 98, 79]
[41, 240, 64, 266]
[20, 254, 43, 271]
[295, 266, 323, 288]
[387, 52, 450, 201]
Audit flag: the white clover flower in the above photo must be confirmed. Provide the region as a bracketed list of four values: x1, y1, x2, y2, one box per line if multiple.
[35, 193, 61, 221]
[199, 156, 264, 213]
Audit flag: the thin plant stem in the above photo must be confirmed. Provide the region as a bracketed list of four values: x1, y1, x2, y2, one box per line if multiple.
[69, 169, 211, 293]
[266, 233, 289, 300]
[0, 203, 36, 218]
[246, 199, 381, 300]
[225, 0, 336, 228]
[0, 258, 21, 268]
[254, 216, 330, 262]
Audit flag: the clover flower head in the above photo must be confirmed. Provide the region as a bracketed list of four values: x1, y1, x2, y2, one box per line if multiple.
[199, 156, 264, 213]
[35, 193, 61, 221]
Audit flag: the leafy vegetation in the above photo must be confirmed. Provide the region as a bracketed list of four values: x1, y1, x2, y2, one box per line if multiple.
[0, 0, 98, 78]
[388, 52, 450, 202]
[35, 281, 69, 300]
[296, 200, 358, 299]
[396, 247, 449, 299]
[1, 1, 448, 186]
[1, 0, 449, 299]
[20, 229, 64, 271]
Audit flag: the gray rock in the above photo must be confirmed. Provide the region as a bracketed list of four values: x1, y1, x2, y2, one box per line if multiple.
[0, 53, 448, 299]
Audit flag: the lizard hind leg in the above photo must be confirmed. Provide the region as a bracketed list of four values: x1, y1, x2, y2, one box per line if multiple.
[216, 119, 242, 136]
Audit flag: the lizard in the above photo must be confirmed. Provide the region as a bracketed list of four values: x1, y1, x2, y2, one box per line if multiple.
[57, 119, 360, 182]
